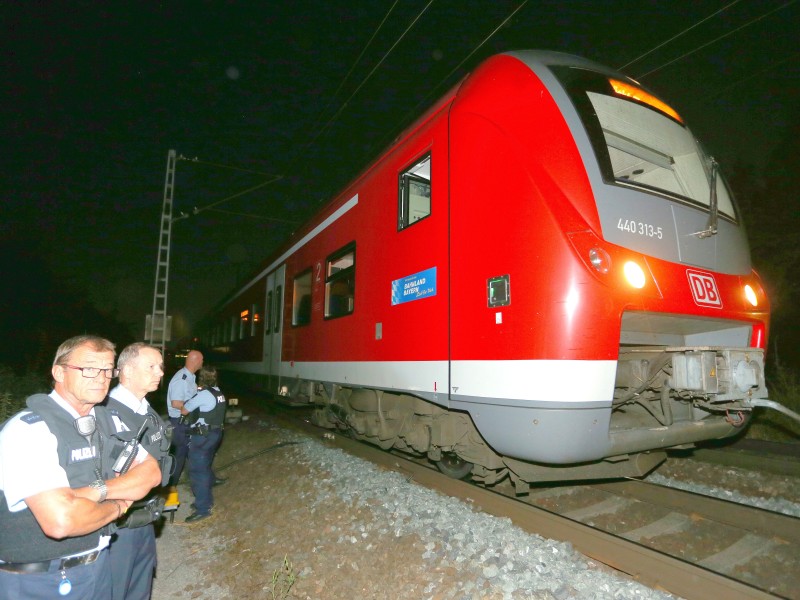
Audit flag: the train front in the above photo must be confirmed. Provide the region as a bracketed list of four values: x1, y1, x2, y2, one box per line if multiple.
[448, 50, 770, 473]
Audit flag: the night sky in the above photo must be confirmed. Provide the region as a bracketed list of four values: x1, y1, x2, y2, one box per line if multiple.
[2, 1, 798, 345]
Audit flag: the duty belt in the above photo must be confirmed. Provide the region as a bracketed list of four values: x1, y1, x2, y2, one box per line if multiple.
[0, 549, 101, 574]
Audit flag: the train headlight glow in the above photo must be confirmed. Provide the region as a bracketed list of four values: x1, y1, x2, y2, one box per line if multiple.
[589, 247, 611, 274]
[744, 284, 758, 307]
[623, 261, 646, 289]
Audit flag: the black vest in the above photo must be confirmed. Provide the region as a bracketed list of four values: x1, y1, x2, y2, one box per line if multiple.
[197, 386, 226, 427]
[105, 394, 173, 486]
[0, 394, 123, 562]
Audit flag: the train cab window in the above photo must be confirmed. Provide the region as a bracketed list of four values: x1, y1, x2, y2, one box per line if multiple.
[229, 316, 237, 342]
[325, 244, 355, 319]
[292, 271, 312, 326]
[398, 154, 431, 230]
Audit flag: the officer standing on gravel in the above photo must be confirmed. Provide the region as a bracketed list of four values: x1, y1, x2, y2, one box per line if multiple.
[106, 342, 173, 600]
[180, 365, 227, 523]
[0, 335, 159, 600]
[166, 349, 203, 486]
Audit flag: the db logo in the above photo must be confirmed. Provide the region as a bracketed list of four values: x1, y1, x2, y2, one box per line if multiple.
[687, 269, 723, 308]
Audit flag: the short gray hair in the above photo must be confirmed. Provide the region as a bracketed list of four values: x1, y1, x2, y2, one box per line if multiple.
[53, 335, 116, 367]
[117, 342, 161, 370]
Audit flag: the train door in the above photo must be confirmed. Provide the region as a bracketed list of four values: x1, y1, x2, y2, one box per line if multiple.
[263, 265, 286, 393]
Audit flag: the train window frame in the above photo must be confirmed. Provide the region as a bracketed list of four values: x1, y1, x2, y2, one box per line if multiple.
[265, 291, 273, 336]
[274, 285, 282, 333]
[251, 303, 260, 337]
[324, 243, 355, 320]
[398, 153, 431, 231]
[239, 308, 249, 339]
[292, 271, 312, 327]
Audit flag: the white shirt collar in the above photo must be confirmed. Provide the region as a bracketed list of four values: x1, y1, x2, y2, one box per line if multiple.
[109, 384, 151, 415]
[49, 390, 95, 419]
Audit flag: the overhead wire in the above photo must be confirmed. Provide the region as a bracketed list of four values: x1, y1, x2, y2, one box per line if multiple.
[204, 207, 300, 224]
[172, 175, 284, 222]
[617, 0, 744, 71]
[706, 51, 800, 99]
[170, 155, 283, 221]
[179, 2, 426, 221]
[634, 0, 798, 79]
[366, 0, 529, 160]
[285, 0, 434, 179]
[293, 1, 400, 159]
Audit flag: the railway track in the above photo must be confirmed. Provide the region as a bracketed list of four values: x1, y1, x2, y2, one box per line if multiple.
[685, 439, 800, 478]
[268, 404, 798, 600]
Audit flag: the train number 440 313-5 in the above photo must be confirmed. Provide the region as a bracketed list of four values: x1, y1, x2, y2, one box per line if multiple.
[617, 218, 663, 239]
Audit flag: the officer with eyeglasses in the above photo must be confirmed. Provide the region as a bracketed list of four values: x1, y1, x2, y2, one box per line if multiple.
[0, 335, 161, 600]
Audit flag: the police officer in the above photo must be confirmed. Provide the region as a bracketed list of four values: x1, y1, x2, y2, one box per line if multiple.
[181, 365, 227, 523]
[166, 349, 203, 486]
[0, 335, 160, 600]
[106, 342, 173, 600]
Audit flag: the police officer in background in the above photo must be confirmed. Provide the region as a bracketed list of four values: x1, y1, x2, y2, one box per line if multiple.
[106, 342, 173, 600]
[166, 349, 203, 486]
[181, 365, 227, 523]
[0, 335, 160, 600]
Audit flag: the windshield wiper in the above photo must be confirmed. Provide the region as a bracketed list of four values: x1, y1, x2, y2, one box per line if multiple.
[695, 157, 718, 238]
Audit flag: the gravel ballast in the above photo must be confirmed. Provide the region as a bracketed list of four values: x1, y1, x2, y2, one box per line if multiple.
[151, 415, 799, 599]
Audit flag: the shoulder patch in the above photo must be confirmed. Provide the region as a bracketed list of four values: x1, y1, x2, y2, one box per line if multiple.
[21, 412, 44, 425]
[181, 374, 188, 380]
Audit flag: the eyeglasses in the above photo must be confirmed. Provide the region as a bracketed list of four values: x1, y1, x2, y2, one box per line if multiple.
[62, 365, 120, 379]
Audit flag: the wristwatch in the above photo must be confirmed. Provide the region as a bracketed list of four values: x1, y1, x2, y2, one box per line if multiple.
[89, 479, 107, 503]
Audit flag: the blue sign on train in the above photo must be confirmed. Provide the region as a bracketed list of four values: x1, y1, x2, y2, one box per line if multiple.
[391, 267, 437, 306]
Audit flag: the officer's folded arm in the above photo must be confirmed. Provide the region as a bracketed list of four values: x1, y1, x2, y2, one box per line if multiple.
[24, 488, 128, 539]
[107, 454, 162, 501]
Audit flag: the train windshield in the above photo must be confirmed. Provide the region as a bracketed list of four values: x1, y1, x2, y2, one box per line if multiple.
[554, 67, 735, 220]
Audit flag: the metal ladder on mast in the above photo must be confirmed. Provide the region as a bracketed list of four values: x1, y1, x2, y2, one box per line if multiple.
[148, 149, 176, 356]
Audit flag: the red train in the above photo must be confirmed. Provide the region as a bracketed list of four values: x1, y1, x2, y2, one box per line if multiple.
[200, 50, 770, 486]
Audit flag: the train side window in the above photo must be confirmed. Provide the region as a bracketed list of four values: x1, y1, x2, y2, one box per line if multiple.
[292, 271, 311, 326]
[274, 285, 282, 333]
[325, 243, 355, 319]
[398, 154, 431, 230]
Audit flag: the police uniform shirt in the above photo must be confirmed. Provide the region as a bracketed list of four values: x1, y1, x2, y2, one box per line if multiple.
[108, 384, 152, 463]
[0, 391, 111, 551]
[166, 367, 196, 419]
[182, 389, 219, 426]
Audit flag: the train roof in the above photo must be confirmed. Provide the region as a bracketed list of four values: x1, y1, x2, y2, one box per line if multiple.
[205, 49, 642, 315]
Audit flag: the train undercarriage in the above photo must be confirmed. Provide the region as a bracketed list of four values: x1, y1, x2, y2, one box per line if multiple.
[304, 344, 773, 490]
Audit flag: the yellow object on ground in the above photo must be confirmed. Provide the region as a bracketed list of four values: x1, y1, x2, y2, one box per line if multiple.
[162, 485, 180, 522]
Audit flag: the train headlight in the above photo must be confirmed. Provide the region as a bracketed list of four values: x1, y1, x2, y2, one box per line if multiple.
[623, 261, 646, 289]
[744, 284, 758, 307]
[589, 247, 611, 274]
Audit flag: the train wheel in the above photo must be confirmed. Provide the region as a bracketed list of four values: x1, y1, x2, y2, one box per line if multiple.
[436, 454, 473, 480]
